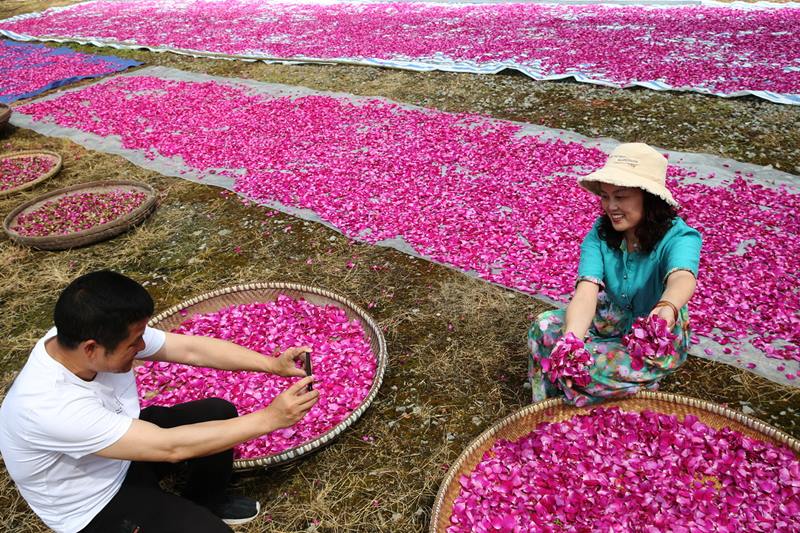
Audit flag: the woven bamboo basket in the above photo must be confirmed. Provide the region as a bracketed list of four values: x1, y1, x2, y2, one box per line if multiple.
[148, 282, 388, 470]
[430, 391, 800, 533]
[0, 150, 63, 197]
[2, 179, 156, 250]
[0, 104, 9, 130]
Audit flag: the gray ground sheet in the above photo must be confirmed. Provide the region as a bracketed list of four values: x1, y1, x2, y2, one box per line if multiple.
[2, 0, 799, 105]
[9, 65, 800, 386]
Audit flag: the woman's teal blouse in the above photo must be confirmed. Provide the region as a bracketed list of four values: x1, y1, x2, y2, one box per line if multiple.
[577, 216, 702, 320]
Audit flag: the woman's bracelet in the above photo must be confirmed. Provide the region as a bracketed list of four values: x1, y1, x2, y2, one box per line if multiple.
[654, 300, 679, 322]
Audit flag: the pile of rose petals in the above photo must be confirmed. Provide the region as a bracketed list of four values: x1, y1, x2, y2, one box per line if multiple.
[12, 189, 147, 236]
[2, 1, 799, 99]
[135, 295, 377, 459]
[449, 407, 800, 532]
[0, 39, 139, 104]
[16, 74, 800, 367]
[623, 315, 678, 371]
[0, 154, 54, 191]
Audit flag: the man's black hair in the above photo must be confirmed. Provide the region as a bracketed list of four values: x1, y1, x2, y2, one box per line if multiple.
[54, 270, 154, 351]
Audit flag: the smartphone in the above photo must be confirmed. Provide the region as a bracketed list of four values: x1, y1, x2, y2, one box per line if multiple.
[304, 352, 313, 391]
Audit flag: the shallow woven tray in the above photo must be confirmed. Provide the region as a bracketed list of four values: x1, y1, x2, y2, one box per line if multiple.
[148, 282, 388, 470]
[2, 179, 156, 250]
[430, 391, 800, 533]
[0, 150, 63, 197]
[0, 104, 9, 130]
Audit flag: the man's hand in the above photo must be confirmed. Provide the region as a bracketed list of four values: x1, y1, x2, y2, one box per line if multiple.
[98, 376, 321, 463]
[263, 376, 319, 429]
[272, 346, 312, 377]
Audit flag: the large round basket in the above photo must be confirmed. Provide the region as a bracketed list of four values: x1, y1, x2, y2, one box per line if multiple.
[430, 391, 800, 533]
[148, 282, 388, 470]
[0, 150, 63, 197]
[2, 179, 156, 250]
[0, 104, 10, 130]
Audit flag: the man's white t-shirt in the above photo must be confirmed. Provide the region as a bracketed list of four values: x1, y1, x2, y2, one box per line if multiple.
[0, 326, 166, 533]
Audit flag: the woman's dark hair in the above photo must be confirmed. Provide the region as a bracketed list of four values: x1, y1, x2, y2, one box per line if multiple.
[54, 270, 154, 351]
[598, 191, 678, 253]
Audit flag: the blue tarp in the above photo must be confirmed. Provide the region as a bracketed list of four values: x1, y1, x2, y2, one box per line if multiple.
[0, 39, 140, 104]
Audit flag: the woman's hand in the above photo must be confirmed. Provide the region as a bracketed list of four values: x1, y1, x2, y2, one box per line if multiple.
[652, 270, 697, 330]
[272, 346, 312, 377]
[649, 305, 676, 329]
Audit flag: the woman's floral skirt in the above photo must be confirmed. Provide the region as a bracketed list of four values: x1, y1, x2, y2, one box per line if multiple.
[527, 293, 690, 405]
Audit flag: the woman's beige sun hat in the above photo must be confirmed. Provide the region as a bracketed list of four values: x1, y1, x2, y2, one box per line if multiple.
[578, 143, 679, 208]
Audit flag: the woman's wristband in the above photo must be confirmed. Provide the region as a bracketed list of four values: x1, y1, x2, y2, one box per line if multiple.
[654, 300, 679, 322]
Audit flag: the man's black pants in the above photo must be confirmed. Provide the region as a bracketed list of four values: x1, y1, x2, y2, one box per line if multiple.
[80, 398, 237, 533]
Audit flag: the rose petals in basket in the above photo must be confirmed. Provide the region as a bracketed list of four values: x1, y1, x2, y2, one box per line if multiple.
[2, 179, 156, 250]
[136, 295, 378, 460]
[448, 407, 800, 532]
[0, 150, 61, 195]
[13, 189, 146, 236]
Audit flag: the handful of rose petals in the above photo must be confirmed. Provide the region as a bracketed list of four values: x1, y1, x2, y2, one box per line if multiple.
[540, 332, 592, 388]
[623, 315, 679, 371]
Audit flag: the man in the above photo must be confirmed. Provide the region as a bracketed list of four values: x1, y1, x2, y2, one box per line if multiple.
[0, 270, 319, 532]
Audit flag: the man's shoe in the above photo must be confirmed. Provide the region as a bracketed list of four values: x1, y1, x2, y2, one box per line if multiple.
[207, 495, 261, 526]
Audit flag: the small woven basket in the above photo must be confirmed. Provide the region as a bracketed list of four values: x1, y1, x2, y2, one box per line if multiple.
[2, 179, 156, 250]
[0, 104, 10, 130]
[430, 391, 800, 533]
[148, 282, 388, 470]
[0, 150, 63, 197]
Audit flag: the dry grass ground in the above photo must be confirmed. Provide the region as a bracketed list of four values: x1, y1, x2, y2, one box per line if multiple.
[1, 1, 799, 531]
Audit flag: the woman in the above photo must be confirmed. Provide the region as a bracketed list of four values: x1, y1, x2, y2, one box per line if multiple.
[528, 143, 702, 405]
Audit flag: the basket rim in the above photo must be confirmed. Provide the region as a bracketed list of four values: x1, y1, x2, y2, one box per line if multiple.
[147, 282, 388, 470]
[2, 179, 156, 244]
[429, 391, 800, 533]
[0, 149, 63, 197]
